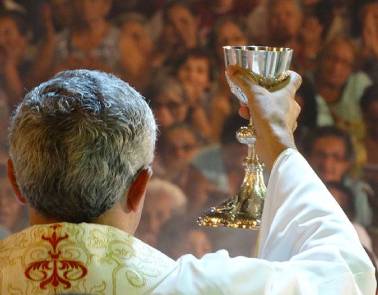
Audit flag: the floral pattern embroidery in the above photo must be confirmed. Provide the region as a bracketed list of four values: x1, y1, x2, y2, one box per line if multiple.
[24, 224, 88, 290]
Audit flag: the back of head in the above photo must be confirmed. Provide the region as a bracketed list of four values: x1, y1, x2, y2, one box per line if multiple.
[9, 70, 157, 223]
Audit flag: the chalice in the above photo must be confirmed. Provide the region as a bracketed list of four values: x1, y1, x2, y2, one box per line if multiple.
[198, 46, 293, 229]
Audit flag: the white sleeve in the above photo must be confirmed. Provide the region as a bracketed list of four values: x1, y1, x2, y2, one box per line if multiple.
[258, 148, 376, 294]
[154, 149, 376, 295]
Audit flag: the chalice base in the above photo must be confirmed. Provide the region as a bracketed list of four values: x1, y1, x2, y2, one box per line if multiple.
[197, 198, 261, 229]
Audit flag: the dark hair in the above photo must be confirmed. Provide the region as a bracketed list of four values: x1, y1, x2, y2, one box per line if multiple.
[162, 0, 194, 23]
[0, 11, 28, 36]
[360, 84, 378, 113]
[207, 16, 247, 53]
[302, 126, 355, 162]
[173, 48, 213, 77]
[326, 181, 356, 220]
[220, 114, 249, 145]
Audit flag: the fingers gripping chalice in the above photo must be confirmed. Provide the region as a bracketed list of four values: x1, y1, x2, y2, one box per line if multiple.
[198, 46, 293, 229]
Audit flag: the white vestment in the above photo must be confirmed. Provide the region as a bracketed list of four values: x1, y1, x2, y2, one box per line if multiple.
[0, 149, 376, 294]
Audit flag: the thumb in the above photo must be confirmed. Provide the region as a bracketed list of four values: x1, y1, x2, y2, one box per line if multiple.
[285, 70, 302, 97]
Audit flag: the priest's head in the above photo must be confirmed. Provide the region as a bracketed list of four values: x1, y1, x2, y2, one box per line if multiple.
[7, 70, 157, 234]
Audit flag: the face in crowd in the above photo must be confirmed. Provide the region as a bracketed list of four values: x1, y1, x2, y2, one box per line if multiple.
[308, 136, 350, 182]
[177, 55, 210, 103]
[73, 0, 111, 25]
[268, 0, 302, 44]
[318, 39, 355, 89]
[138, 193, 177, 246]
[215, 19, 247, 61]
[162, 3, 197, 51]
[163, 126, 199, 167]
[0, 15, 27, 66]
[152, 80, 188, 129]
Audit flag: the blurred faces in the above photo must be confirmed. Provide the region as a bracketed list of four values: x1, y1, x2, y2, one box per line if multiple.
[178, 56, 210, 101]
[118, 19, 154, 78]
[120, 20, 153, 57]
[138, 193, 176, 246]
[0, 178, 23, 232]
[165, 128, 198, 163]
[163, 4, 197, 50]
[319, 40, 354, 89]
[0, 16, 27, 65]
[269, 0, 302, 43]
[74, 0, 111, 24]
[153, 88, 188, 129]
[215, 20, 247, 59]
[309, 136, 350, 182]
[300, 16, 323, 44]
[362, 3, 378, 57]
[50, 0, 73, 29]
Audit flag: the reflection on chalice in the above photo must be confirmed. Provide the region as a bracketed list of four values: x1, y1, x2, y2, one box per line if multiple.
[198, 46, 293, 229]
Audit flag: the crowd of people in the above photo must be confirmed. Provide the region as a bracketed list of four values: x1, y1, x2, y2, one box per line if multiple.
[0, 0, 377, 262]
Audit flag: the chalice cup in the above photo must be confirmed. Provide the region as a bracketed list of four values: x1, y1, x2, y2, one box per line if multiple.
[198, 46, 293, 229]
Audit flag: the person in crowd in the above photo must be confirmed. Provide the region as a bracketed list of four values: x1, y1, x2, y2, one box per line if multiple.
[49, 0, 73, 33]
[192, 0, 237, 42]
[245, 0, 269, 44]
[296, 12, 324, 74]
[303, 126, 373, 227]
[174, 49, 213, 141]
[267, 0, 303, 54]
[136, 178, 186, 247]
[150, 76, 189, 132]
[0, 67, 375, 294]
[326, 181, 373, 253]
[157, 216, 213, 259]
[156, 124, 202, 188]
[314, 37, 371, 135]
[156, 1, 199, 67]
[33, 0, 119, 80]
[359, 2, 378, 83]
[314, 36, 372, 166]
[208, 17, 247, 141]
[116, 13, 155, 94]
[0, 11, 32, 109]
[361, 84, 378, 170]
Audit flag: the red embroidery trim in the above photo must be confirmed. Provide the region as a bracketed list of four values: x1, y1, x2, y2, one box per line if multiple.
[24, 224, 88, 290]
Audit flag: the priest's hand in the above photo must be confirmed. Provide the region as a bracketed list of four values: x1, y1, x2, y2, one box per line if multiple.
[226, 66, 302, 170]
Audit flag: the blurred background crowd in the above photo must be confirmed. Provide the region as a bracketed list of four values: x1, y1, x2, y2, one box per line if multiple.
[0, 0, 377, 264]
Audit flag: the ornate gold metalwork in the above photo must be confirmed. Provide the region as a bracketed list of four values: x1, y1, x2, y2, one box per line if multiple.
[198, 46, 293, 230]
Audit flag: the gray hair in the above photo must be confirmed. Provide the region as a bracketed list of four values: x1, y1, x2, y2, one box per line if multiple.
[9, 70, 157, 222]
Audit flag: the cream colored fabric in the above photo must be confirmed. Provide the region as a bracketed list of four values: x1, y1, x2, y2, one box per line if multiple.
[0, 223, 176, 294]
[0, 149, 376, 294]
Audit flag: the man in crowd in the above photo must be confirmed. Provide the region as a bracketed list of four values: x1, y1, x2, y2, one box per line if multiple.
[0, 68, 375, 294]
[303, 126, 373, 227]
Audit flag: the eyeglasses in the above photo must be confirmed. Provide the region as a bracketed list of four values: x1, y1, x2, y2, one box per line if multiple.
[312, 151, 347, 162]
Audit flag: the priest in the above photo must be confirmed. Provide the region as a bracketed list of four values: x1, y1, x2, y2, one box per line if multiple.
[0, 67, 375, 294]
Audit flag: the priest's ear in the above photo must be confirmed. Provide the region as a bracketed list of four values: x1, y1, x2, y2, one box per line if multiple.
[7, 159, 27, 204]
[126, 166, 153, 212]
